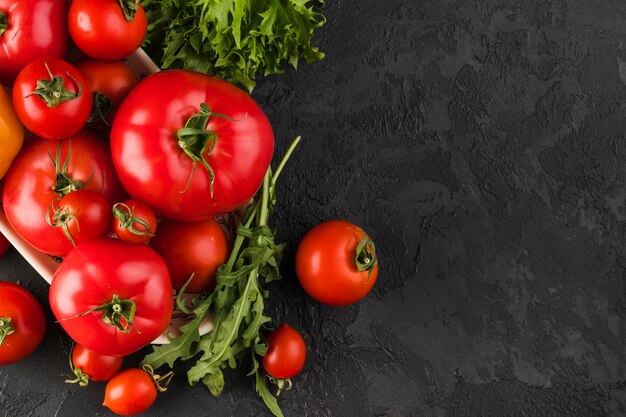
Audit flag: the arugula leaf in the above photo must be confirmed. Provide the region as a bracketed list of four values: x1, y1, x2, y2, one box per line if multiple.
[142, 137, 302, 417]
[142, 0, 326, 92]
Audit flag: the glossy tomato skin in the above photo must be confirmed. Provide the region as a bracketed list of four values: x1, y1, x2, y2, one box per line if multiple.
[50, 189, 112, 248]
[12, 58, 93, 139]
[296, 220, 379, 306]
[103, 368, 157, 416]
[150, 218, 229, 293]
[49, 238, 173, 357]
[68, 0, 147, 60]
[111, 70, 274, 221]
[0, 85, 24, 180]
[0, 282, 46, 365]
[112, 199, 158, 244]
[72, 343, 123, 382]
[0, 0, 68, 85]
[2, 130, 126, 256]
[262, 325, 306, 379]
[73, 58, 139, 127]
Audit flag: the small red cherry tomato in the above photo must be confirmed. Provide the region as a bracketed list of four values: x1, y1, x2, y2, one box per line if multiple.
[150, 218, 229, 293]
[47, 189, 112, 249]
[12, 58, 92, 139]
[68, 0, 147, 60]
[296, 220, 379, 306]
[0, 282, 46, 365]
[67, 343, 124, 386]
[112, 199, 157, 244]
[262, 324, 306, 381]
[103, 366, 172, 416]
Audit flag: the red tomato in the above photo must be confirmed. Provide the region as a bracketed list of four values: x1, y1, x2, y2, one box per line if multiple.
[150, 218, 229, 293]
[73, 58, 139, 127]
[2, 131, 126, 256]
[49, 238, 173, 357]
[296, 220, 379, 306]
[12, 58, 92, 139]
[262, 325, 306, 380]
[110, 70, 274, 221]
[112, 199, 158, 244]
[0, 282, 46, 365]
[68, 0, 147, 60]
[103, 368, 160, 416]
[47, 189, 112, 248]
[0, 0, 68, 85]
[67, 343, 124, 385]
[0, 233, 10, 257]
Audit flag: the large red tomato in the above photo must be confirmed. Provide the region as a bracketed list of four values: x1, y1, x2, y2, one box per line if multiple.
[110, 70, 274, 221]
[12, 58, 93, 140]
[0, 282, 46, 365]
[49, 238, 173, 357]
[2, 130, 126, 256]
[0, 0, 68, 85]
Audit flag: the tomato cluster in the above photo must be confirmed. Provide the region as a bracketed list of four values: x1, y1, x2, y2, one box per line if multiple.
[0, 0, 381, 415]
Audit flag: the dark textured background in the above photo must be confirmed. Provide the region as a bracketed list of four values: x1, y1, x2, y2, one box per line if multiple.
[3, 0, 626, 416]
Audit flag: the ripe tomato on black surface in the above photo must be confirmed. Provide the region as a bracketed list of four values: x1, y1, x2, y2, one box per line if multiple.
[49, 238, 173, 357]
[263, 325, 306, 382]
[103, 367, 170, 416]
[2, 130, 126, 257]
[110, 70, 274, 221]
[73, 58, 139, 128]
[47, 189, 112, 249]
[12, 58, 92, 140]
[0, 0, 68, 85]
[296, 220, 379, 306]
[0, 282, 46, 365]
[67, 343, 124, 386]
[112, 199, 157, 244]
[150, 218, 229, 293]
[68, 0, 147, 60]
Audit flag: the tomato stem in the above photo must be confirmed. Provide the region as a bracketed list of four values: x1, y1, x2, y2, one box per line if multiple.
[49, 140, 92, 197]
[142, 364, 174, 392]
[269, 378, 293, 397]
[177, 103, 239, 196]
[25, 62, 82, 108]
[0, 317, 14, 345]
[87, 92, 112, 126]
[118, 0, 140, 22]
[112, 203, 154, 237]
[65, 344, 90, 387]
[0, 11, 7, 36]
[354, 234, 378, 282]
[46, 198, 78, 248]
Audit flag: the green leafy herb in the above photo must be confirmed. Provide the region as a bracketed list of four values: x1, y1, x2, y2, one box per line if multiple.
[142, 0, 326, 92]
[142, 136, 302, 417]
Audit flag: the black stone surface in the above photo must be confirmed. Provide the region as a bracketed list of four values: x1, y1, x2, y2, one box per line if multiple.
[3, 0, 626, 416]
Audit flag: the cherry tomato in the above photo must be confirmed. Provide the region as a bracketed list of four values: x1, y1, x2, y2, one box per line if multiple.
[67, 343, 124, 386]
[68, 0, 147, 60]
[73, 58, 139, 128]
[50, 238, 173, 357]
[111, 70, 274, 221]
[0, 0, 69, 85]
[263, 325, 306, 380]
[112, 199, 157, 244]
[0, 282, 46, 365]
[296, 220, 379, 306]
[150, 218, 229, 293]
[103, 368, 157, 416]
[2, 131, 126, 257]
[12, 58, 92, 140]
[47, 189, 112, 248]
[0, 233, 10, 257]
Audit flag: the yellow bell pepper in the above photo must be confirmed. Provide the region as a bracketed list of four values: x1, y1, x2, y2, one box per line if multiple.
[0, 86, 24, 179]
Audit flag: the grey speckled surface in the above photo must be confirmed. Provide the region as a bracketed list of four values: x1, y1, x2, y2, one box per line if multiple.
[3, 0, 626, 416]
